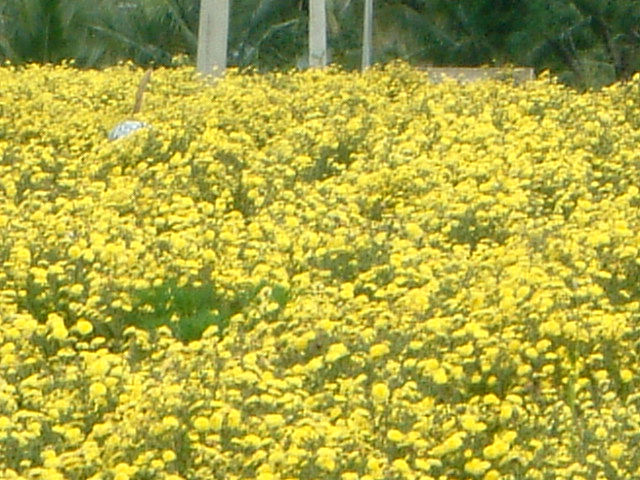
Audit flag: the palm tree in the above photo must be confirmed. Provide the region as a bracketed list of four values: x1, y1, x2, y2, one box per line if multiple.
[91, 0, 193, 66]
[309, 0, 327, 67]
[0, 0, 111, 65]
[197, 0, 230, 77]
[530, 0, 640, 88]
[362, 0, 373, 69]
[2, 0, 637, 88]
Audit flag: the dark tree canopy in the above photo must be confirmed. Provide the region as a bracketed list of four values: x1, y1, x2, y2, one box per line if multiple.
[0, 0, 638, 88]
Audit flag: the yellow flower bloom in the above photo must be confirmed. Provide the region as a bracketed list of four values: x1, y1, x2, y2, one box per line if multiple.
[366, 456, 384, 476]
[162, 450, 177, 462]
[316, 447, 337, 472]
[341, 472, 359, 480]
[387, 429, 405, 442]
[620, 369, 633, 383]
[483, 394, 500, 405]
[264, 414, 285, 429]
[256, 473, 275, 480]
[227, 408, 242, 429]
[405, 222, 423, 240]
[483, 469, 501, 480]
[431, 432, 465, 457]
[326, 342, 350, 362]
[539, 319, 561, 337]
[50, 325, 69, 341]
[193, 416, 210, 432]
[86, 357, 110, 377]
[369, 343, 390, 358]
[47, 313, 68, 340]
[392, 458, 412, 475]
[465, 458, 491, 476]
[499, 403, 513, 422]
[414, 458, 432, 472]
[371, 382, 390, 404]
[433, 368, 448, 385]
[162, 416, 180, 430]
[68, 245, 82, 259]
[203, 249, 216, 262]
[339, 282, 355, 300]
[89, 382, 107, 399]
[69, 283, 85, 297]
[483, 438, 510, 460]
[75, 319, 94, 336]
[461, 414, 487, 433]
[608, 442, 625, 460]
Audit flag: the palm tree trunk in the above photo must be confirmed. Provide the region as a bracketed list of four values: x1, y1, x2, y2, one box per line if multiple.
[362, 0, 373, 70]
[197, 0, 229, 78]
[309, 0, 327, 67]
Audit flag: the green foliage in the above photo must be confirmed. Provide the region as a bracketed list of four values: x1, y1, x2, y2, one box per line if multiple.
[0, 0, 107, 64]
[0, 0, 198, 67]
[117, 279, 289, 342]
[90, 0, 199, 66]
[527, 0, 640, 88]
[231, 0, 308, 70]
[1, 1, 640, 88]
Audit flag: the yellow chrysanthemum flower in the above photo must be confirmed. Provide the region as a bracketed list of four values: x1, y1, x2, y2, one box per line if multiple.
[464, 458, 491, 476]
[326, 342, 350, 362]
[193, 416, 210, 432]
[369, 343, 390, 358]
[371, 382, 390, 404]
[75, 319, 94, 336]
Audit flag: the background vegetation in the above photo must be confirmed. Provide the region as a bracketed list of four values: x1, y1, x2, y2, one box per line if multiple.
[1, 0, 640, 89]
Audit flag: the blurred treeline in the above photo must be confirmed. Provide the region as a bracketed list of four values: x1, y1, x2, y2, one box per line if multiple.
[1, 0, 639, 89]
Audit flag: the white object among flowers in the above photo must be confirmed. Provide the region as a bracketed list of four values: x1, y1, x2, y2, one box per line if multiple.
[108, 120, 149, 141]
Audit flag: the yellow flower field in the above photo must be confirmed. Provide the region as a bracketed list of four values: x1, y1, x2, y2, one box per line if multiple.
[1, 61, 640, 480]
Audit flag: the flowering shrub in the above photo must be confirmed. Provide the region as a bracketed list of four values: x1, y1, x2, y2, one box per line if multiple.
[1, 61, 640, 479]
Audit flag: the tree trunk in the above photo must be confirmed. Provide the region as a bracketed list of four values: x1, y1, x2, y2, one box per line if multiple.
[362, 0, 373, 70]
[197, 0, 229, 78]
[309, 0, 327, 68]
